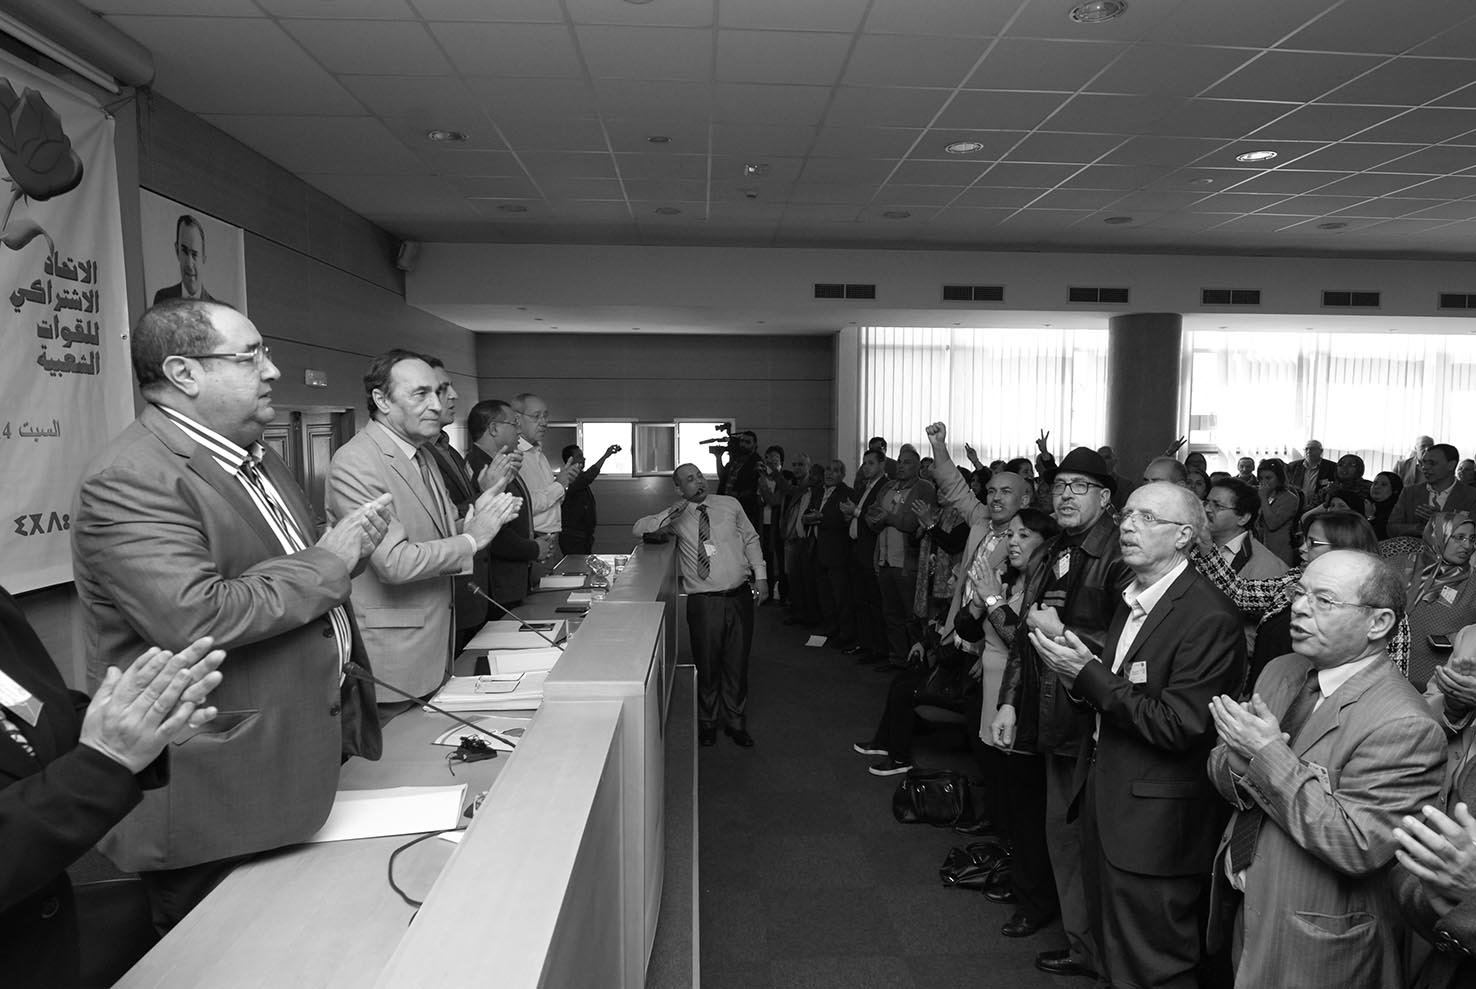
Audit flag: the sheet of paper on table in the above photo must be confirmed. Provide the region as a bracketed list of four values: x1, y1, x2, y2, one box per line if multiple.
[485, 647, 563, 675]
[428, 671, 548, 711]
[304, 785, 467, 843]
[538, 575, 587, 590]
[468, 620, 567, 651]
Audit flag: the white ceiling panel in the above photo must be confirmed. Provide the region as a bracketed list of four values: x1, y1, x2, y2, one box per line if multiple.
[576, 26, 714, 80]
[710, 155, 803, 183]
[593, 80, 712, 121]
[303, 173, 475, 217]
[810, 127, 922, 159]
[282, 19, 452, 76]
[719, 0, 870, 32]
[953, 187, 1041, 207]
[1043, 93, 1182, 135]
[1006, 0, 1181, 43]
[1085, 45, 1256, 99]
[464, 77, 600, 122]
[413, 148, 523, 176]
[888, 159, 996, 185]
[976, 162, 1079, 187]
[712, 84, 832, 125]
[715, 30, 854, 86]
[203, 114, 426, 174]
[934, 91, 1071, 132]
[605, 120, 712, 153]
[1007, 131, 1126, 164]
[797, 158, 900, 183]
[1323, 58, 1476, 108]
[1061, 164, 1169, 190]
[912, 130, 1026, 161]
[448, 175, 541, 198]
[516, 151, 619, 178]
[1353, 108, 1476, 145]
[1377, 147, 1476, 175]
[1101, 136, 1227, 167]
[711, 123, 817, 157]
[613, 153, 710, 181]
[875, 185, 969, 206]
[1222, 170, 1347, 194]
[1283, 0, 1474, 54]
[1150, 100, 1299, 140]
[429, 22, 584, 77]
[497, 118, 609, 153]
[564, 0, 713, 28]
[1280, 143, 1423, 171]
[1248, 104, 1399, 142]
[107, 16, 363, 114]
[842, 35, 991, 88]
[257, 0, 417, 17]
[88, 0, 257, 12]
[382, 117, 506, 153]
[966, 40, 1130, 92]
[1145, 0, 1335, 48]
[338, 75, 489, 124]
[863, 0, 1014, 38]
[407, 0, 562, 20]
[824, 87, 952, 127]
[538, 177, 626, 200]
[1204, 51, 1386, 103]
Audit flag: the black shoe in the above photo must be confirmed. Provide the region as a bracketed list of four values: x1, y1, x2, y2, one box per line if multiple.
[1001, 910, 1050, 938]
[852, 739, 888, 756]
[868, 757, 913, 777]
[983, 884, 1017, 904]
[952, 819, 997, 837]
[1034, 950, 1097, 979]
[725, 726, 755, 748]
[699, 724, 717, 747]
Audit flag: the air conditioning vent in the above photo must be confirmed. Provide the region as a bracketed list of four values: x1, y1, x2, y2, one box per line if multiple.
[1440, 293, 1476, 310]
[814, 282, 876, 300]
[1202, 288, 1261, 306]
[1323, 290, 1380, 308]
[1069, 286, 1130, 304]
[942, 284, 1005, 302]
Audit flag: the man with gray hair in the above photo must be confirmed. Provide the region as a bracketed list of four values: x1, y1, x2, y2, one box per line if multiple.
[1141, 455, 1189, 486]
[512, 393, 580, 545]
[1206, 550, 1445, 988]
[1032, 481, 1246, 988]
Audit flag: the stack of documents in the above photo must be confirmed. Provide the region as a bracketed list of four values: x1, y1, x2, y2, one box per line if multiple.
[305, 785, 467, 843]
[428, 671, 548, 712]
[467, 620, 566, 651]
[483, 647, 562, 675]
[538, 574, 587, 590]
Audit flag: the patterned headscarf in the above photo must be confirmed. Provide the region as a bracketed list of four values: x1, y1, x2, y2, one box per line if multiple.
[1407, 511, 1476, 607]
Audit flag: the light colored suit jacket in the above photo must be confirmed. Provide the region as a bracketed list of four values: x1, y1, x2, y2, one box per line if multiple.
[71, 404, 378, 872]
[1207, 653, 1446, 988]
[327, 420, 473, 698]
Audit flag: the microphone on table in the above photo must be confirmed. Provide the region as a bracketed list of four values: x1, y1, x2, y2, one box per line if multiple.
[465, 580, 567, 650]
[342, 661, 504, 759]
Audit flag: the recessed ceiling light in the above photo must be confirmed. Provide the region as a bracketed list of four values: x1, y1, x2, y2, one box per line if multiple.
[743, 163, 771, 177]
[646, 135, 671, 144]
[1189, 177, 1216, 186]
[1318, 221, 1347, 230]
[426, 129, 468, 143]
[653, 206, 682, 215]
[497, 204, 528, 213]
[1235, 149, 1278, 163]
[1069, 0, 1128, 23]
[945, 140, 986, 155]
[1103, 215, 1133, 224]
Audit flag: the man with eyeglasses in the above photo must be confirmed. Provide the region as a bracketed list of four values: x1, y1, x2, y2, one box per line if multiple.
[467, 399, 544, 617]
[512, 393, 580, 551]
[999, 446, 1130, 980]
[72, 299, 396, 929]
[1031, 480, 1246, 989]
[1205, 550, 1445, 988]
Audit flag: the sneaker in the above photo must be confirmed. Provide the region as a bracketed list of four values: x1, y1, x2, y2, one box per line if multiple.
[852, 739, 888, 756]
[868, 757, 914, 777]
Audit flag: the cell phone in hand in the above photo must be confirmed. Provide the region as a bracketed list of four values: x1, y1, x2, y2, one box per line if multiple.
[1428, 633, 1454, 651]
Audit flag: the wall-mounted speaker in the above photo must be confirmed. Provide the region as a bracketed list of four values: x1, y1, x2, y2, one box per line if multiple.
[395, 240, 422, 272]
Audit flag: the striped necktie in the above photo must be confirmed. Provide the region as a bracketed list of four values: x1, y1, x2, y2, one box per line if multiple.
[696, 504, 711, 578]
[241, 456, 308, 547]
[1228, 667, 1321, 872]
[415, 448, 451, 533]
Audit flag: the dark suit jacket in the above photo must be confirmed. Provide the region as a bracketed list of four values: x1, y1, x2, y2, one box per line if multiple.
[71, 404, 380, 873]
[151, 283, 215, 305]
[814, 483, 854, 568]
[469, 445, 539, 607]
[0, 586, 162, 988]
[1287, 458, 1337, 494]
[428, 433, 488, 631]
[849, 474, 887, 570]
[1073, 563, 1246, 877]
[1387, 481, 1476, 537]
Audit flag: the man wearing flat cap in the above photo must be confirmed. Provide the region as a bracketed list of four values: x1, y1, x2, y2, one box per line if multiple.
[998, 446, 1134, 979]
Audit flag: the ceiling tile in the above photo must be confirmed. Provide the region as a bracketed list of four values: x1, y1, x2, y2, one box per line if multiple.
[303, 173, 474, 216]
[497, 118, 610, 152]
[538, 177, 627, 200]
[716, 30, 853, 86]
[935, 91, 1072, 132]
[517, 151, 618, 178]
[926, 206, 1012, 227]
[875, 184, 967, 206]
[382, 117, 506, 152]
[281, 19, 451, 75]
[1224, 170, 1350, 194]
[1085, 45, 1257, 99]
[1248, 104, 1397, 142]
[888, 160, 994, 185]
[781, 204, 866, 222]
[106, 16, 363, 114]
[1006, 131, 1125, 164]
[604, 120, 711, 153]
[997, 209, 1096, 232]
[576, 26, 713, 80]
[719, 0, 870, 31]
[464, 77, 599, 121]
[1150, 100, 1300, 139]
[258, 0, 416, 16]
[1145, 0, 1350, 48]
[1328, 197, 1434, 218]
[1278, 194, 1374, 216]
[967, 40, 1129, 91]
[859, 205, 940, 222]
[787, 184, 877, 205]
[623, 179, 710, 202]
[825, 87, 952, 128]
[1111, 188, 1215, 211]
[1060, 164, 1168, 190]
[1404, 199, 1476, 220]
[1156, 166, 1261, 190]
[407, 0, 563, 21]
[1207, 213, 1316, 232]
[94, 0, 258, 11]
[429, 22, 584, 76]
[976, 162, 1079, 187]
[413, 147, 523, 175]
[842, 35, 990, 87]
[564, 0, 713, 27]
[1353, 108, 1476, 145]
[1028, 188, 1123, 211]
[1376, 146, 1476, 175]
[798, 158, 899, 183]
[1204, 51, 1386, 103]
[339, 75, 487, 123]
[710, 155, 804, 183]
[1323, 58, 1476, 107]
[1284, 0, 1474, 55]
[1005, 0, 1181, 43]
[1398, 174, 1476, 199]
[913, 130, 1026, 161]
[1278, 143, 1423, 171]
[204, 114, 424, 173]
[593, 80, 711, 121]
[811, 127, 923, 159]
[1410, 14, 1476, 56]
[713, 122, 818, 156]
[1101, 136, 1226, 167]
[952, 187, 1043, 207]
[864, 0, 1013, 37]
[713, 84, 832, 125]
[1043, 94, 1182, 135]
[448, 175, 541, 198]
[1194, 191, 1297, 214]
[613, 153, 710, 180]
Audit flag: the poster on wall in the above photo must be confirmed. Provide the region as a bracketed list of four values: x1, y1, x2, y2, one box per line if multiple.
[0, 53, 131, 593]
[139, 189, 246, 313]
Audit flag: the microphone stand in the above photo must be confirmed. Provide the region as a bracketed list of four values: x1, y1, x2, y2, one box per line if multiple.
[465, 580, 567, 650]
[342, 662, 512, 750]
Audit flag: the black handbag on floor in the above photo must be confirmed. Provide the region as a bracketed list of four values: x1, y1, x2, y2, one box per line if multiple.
[939, 839, 1010, 890]
[892, 768, 972, 826]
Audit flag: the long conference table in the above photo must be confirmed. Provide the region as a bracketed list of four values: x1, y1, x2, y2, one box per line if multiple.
[113, 543, 696, 988]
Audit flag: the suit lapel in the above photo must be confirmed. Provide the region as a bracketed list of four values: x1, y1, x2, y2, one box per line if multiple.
[1119, 566, 1195, 670]
[1292, 659, 1388, 757]
[371, 423, 448, 537]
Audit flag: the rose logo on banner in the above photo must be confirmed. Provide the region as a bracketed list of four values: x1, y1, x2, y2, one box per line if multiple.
[0, 81, 83, 254]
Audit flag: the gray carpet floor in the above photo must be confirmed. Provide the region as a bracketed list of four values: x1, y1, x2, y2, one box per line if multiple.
[698, 604, 1077, 988]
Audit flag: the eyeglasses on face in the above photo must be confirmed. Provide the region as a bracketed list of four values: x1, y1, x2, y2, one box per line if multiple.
[1203, 499, 1236, 513]
[1051, 479, 1103, 496]
[1113, 509, 1191, 528]
[1288, 582, 1371, 614]
[174, 344, 274, 368]
[492, 418, 521, 428]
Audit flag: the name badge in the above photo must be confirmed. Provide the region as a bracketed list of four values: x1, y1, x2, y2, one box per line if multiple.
[1442, 585, 1459, 605]
[1128, 661, 1147, 684]
[0, 670, 43, 727]
[704, 542, 718, 558]
[1053, 554, 1071, 579]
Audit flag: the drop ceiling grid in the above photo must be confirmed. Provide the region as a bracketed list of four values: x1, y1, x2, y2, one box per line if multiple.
[84, 0, 1476, 255]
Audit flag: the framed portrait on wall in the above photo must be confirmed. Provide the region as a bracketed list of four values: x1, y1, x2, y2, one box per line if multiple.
[139, 189, 247, 313]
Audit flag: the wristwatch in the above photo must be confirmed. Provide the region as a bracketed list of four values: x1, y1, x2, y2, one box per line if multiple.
[983, 594, 1002, 611]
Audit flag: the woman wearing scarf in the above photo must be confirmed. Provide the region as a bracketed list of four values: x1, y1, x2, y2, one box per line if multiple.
[1368, 470, 1404, 540]
[1395, 511, 1476, 689]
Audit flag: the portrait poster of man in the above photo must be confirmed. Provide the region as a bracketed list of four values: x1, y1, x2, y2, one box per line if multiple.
[139, 190, 246, 313]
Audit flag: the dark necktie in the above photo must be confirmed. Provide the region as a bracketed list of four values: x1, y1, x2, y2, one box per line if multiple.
[415, 448, 450, 532]
[241, 456, 308, 547]
[1228, 667, 1321, 873]
[696, 504, 711, 579]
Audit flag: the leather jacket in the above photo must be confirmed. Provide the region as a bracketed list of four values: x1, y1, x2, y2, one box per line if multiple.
[998, 511, 1133, 756]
